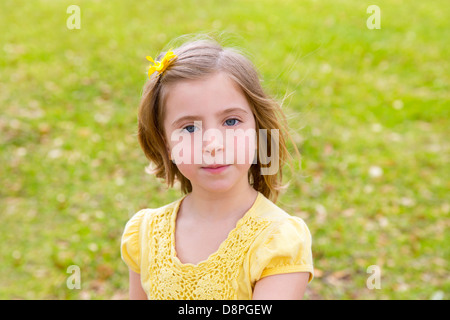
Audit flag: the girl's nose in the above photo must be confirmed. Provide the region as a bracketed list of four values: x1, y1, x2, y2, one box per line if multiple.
[202, 128, 225, 159]
[204, 139, 224, 157]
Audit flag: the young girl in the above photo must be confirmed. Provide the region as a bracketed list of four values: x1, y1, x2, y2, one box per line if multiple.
[121, 36, 314, 300]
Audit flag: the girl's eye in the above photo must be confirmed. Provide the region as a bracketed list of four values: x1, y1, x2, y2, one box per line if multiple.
[182, 125, 198, 133]
[181, 119, 240, 133]
[224, 118, 240, 126]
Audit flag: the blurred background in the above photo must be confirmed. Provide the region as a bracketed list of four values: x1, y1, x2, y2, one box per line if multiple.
[0, 0, 448, 299]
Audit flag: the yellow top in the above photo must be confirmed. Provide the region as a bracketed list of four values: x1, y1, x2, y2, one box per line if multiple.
[121, 191, 314, 300]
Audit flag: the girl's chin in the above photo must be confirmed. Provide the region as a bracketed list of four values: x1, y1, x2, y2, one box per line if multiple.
[196, 181, 235, 193]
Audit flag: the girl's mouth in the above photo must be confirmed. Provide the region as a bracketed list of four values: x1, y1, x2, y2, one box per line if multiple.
[201, 165, 230, 174]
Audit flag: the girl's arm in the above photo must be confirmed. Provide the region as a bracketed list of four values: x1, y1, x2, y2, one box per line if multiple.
[252, 272, 310, 300]
[129, 269, 147, 300]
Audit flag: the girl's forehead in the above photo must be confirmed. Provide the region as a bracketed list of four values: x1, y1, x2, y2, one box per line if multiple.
[164, 72, 251, 120]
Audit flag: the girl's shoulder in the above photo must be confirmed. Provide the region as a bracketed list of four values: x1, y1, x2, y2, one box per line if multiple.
[121, 198, 182, 273]
[251, 194, 312, 249]
[247, 194, 314, 283]
[124, 196, 183, 230]
[254, 194, 309, 228]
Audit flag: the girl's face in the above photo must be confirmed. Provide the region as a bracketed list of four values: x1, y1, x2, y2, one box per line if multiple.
[162, 72, 257, 194]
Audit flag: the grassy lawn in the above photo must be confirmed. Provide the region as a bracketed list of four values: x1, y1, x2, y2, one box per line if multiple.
[0, 0, 448, 299]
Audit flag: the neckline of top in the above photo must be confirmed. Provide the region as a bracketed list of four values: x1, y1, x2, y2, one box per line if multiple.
[168, 191, 264, 268]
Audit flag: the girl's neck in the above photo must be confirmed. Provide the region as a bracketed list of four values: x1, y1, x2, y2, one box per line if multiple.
[181, 183, 259, 223]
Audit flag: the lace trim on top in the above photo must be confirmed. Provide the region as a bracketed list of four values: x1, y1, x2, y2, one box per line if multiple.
[147, 192, 270, 299]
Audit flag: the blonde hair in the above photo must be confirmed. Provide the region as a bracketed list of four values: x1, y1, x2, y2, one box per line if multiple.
[137, 36, 300, 203]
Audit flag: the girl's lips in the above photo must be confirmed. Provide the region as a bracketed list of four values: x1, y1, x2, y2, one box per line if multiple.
[201, 165, 230, 174]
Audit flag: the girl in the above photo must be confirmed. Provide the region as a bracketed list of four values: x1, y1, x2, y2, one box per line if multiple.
[121, 36, 314, 300]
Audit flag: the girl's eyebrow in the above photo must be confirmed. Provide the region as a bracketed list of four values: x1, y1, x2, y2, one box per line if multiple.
[171, 107, 249, 127]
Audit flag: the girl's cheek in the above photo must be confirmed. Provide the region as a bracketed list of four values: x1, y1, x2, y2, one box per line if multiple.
[229, 130, 257, 165]
[168, 131, 198, 165]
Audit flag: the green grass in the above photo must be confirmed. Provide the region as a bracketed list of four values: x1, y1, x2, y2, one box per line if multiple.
[0, 0, 448, 299]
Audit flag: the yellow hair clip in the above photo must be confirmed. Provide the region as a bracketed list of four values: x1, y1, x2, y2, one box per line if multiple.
[146, 49, 177, 79]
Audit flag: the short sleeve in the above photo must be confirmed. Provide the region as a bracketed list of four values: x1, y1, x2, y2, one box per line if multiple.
[249, 217, 314, 283]
[120, 210, 146, 274]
